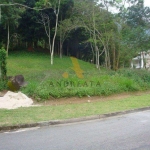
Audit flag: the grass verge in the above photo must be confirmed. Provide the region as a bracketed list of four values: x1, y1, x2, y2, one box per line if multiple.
[0, 93, 150, 127]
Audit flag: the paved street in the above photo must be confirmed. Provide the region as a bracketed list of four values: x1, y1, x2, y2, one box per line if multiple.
[0, 110, 150, 150]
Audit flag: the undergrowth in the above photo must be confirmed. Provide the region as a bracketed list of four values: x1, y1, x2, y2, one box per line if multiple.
[4, 51, 150, 101]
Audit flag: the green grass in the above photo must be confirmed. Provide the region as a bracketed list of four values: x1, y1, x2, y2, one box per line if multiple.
[0, 51, 150, 127]
[0, 93, 150, 126]
[4, 51, 150, 100]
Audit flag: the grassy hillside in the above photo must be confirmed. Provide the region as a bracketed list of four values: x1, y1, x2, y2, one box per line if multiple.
[5, 51, 150, 100]
[7, 52, 96, 79]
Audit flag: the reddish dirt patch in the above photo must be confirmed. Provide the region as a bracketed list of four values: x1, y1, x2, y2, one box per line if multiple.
[37, 90, 150, 106]
[1, 90, 150, 106]
[28, 46, 34, 52]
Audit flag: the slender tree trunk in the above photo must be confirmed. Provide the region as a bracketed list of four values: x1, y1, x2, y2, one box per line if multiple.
[92, 4, 100, 69]
[95, 46, 100, 69]
[43, 17, 51, 54]
[48, 25, 51, 54]
[97, 50, 100, 70]
[116, 50, 120, 70]
[107, 49, 111, 69]
[59, 33, 63, 58]
[95, 48, 98, 68]
[90, 43, 95, 64]
[105, 44, 111, 69]
[60, 42, 62, 58]
[59, 15, 63, 58]
[51, 0, 61, 65]
[104, 47, 108, 68]
[51, 51, 54, 65]
[6, 22, 10, 57]
[113, 44, 116, 70]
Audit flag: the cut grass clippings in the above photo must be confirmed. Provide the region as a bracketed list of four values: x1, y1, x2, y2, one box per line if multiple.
[0, 93, 150, 127]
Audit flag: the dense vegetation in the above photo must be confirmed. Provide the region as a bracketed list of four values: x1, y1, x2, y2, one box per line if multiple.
[0, 47, 7, 90]
[1, 0, 150, 100]
[0, 0, 150, 69]
[0, 52, 149, 100]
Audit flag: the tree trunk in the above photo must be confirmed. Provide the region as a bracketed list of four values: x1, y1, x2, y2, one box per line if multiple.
[116, 50, 120, 70]
[97, 50, 100, 70]
[6, 22, 10, 57]
[59, 35, 63, 58]
[104, 47, 108, 68]
[95, 46, 100, 69]
[90, 43, 95, 64]
[48, 25, 51, 54]
[95, 48, 98, 68]
[107, 49, 111, 69]
[113, 45, 116, 70]
[51, 51, 54, 65]
[92, 4, 99, 69]
[51, 0, 61, 65]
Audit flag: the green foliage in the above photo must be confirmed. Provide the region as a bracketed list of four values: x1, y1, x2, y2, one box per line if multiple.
[0, 0, 150, 68]
[0, 47, 7, 81]
[0, 80, 7, 91]
[6, 52, 150, 101]
[1, 0, 25, 26]
[117, 69, 150, 89]
[35, 0, 52, 8]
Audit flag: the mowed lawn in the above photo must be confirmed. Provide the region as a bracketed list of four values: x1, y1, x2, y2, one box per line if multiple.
[7, 52, 92, 80]
[0, 93, 150, 126]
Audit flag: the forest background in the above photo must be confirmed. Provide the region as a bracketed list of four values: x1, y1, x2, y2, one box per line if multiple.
[0, 0, 150, 69]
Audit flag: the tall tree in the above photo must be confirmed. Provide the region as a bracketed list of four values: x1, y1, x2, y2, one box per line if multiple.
[0, 0, 25, 56]
[119, 0, 150, 52]
[70, 0, 118, 69]
[18, 0, 45, 49]
[36, 0, 61, 65]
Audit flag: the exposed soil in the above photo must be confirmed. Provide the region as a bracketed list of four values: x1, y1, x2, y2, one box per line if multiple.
[0, 90, 8, 97]
[36, 90, 150, 106]
[1, 90, 150, 107]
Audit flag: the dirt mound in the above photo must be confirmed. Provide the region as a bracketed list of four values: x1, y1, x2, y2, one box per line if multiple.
[0, 91, 33, 109]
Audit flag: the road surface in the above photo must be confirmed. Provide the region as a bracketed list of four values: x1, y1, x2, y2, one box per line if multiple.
[0, 110, 150, 150]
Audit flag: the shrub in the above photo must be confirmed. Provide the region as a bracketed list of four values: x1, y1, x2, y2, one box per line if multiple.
[0, 80, 7, 91]
[0, 47, 7, 81]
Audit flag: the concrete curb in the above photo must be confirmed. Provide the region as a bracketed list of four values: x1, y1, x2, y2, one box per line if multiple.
[0, 106, 150, 132]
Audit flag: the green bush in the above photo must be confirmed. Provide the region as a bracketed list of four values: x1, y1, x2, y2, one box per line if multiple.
[0, 47, 7, 81]
[21, 69, 150, 100]
[0, 80, 7, 91]
[117, 69, 150, 89]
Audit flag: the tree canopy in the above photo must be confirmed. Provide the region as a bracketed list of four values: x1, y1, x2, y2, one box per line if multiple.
[0, 0, 150, 69]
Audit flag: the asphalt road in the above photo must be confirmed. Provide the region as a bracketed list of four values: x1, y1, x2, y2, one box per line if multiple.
[0, 110, 150, 150]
